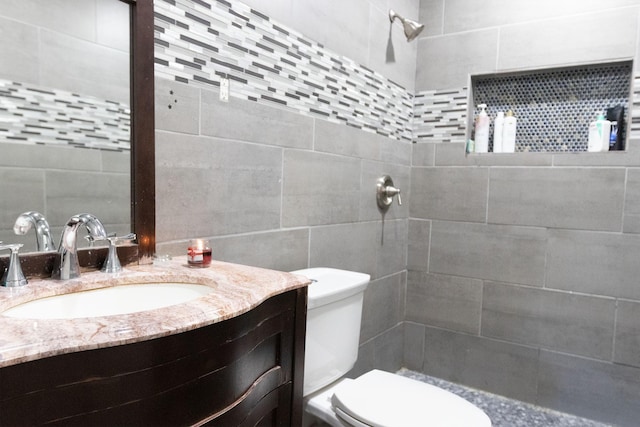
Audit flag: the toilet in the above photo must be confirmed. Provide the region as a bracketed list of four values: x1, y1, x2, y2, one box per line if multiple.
[292, 267, 492, 427]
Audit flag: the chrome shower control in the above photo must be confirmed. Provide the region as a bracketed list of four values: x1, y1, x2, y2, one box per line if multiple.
[376, 175, 402, 212]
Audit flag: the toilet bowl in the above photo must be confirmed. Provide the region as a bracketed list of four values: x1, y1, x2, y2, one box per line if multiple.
[292, 267, 491, 427]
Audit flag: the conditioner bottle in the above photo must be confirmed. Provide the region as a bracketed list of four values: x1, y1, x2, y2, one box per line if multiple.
[502, 110, 517, 152]
[474, 104, 490, 153]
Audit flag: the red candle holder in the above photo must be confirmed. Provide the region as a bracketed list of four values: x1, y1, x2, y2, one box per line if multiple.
[187, 239, 212, 268]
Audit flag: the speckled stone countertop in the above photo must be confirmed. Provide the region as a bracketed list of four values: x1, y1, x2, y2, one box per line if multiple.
[0, 257, 310, 368]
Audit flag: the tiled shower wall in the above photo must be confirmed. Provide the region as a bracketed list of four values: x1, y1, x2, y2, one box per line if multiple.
[154, 0, 640, 425]
[409, 1, 640, 426]
[154, 0, 417, 374]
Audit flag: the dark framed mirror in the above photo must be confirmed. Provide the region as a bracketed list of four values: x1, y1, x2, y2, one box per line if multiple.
[129, 0, 155, 262]
[0, 0, 154, 276]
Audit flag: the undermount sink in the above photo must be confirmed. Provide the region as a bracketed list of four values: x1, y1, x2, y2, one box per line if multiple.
[2, 283, 215, 319]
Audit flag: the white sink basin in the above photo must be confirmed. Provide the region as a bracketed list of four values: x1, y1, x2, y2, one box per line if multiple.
[2, 283, 214, 319]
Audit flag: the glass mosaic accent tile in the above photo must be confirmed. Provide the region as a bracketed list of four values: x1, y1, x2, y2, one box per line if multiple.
[413, 87, 469, 144]
[472, 63, 632, 152]
[0, 79, 130, 151]
[154, 0, 414, 141]
[631, 75, 640, 141]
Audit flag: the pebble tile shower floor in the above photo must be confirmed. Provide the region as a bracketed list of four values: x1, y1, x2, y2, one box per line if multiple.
[398, 369, 612, 427]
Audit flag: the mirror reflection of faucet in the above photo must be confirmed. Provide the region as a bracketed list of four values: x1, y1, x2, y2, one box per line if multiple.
[13, 211, 56, 252]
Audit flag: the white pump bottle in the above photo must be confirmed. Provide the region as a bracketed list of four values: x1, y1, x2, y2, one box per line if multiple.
[474, 104, 490, 153]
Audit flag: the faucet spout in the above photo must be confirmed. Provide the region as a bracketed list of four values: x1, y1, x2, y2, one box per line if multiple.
[52, 213, 107, 280]
[13, 211, 56, 252]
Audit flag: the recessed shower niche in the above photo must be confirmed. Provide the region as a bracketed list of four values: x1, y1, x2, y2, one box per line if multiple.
[468, 61, 632, 153]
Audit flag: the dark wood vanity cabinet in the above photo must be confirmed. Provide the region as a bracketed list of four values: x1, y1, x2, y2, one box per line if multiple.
[0, 288, 307, 426]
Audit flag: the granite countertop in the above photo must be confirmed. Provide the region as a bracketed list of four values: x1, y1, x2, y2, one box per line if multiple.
[0, 257, 310, 368]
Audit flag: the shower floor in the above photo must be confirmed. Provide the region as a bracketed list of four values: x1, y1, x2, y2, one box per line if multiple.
[398, 369, 612, 427]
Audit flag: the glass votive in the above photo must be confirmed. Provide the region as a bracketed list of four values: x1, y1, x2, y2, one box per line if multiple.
[187, 239, 212, 268]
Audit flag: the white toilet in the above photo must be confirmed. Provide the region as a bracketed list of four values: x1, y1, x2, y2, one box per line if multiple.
[292, 267, 492, 427]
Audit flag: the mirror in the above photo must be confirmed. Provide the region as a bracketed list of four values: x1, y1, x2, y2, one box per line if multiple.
[0, 0, 155, 268]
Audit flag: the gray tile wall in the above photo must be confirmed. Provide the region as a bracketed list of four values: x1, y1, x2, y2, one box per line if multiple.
[151, 1, 640, 425]
[409, 2, 640, 424]
[155, 77, 410, 372]
[0, 143, 130, 252]
[153, 0, 416, 380]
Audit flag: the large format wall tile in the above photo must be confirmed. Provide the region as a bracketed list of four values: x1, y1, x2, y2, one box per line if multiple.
[488, 168, 625, 231]
[46, 170, 129, 227]
[407, 271, 482, 334]
[422, 327, 539, 403]
[407, 219, 430, 271]
[282, 150, 361, 227]
[155, 78, 201, 135]
[538, 350, 640, 426]
[623, 168, 640, 233]
[376, 219, 408, 278]
[361, 273, 405, 343]
[482, 282, 615, 360]
[403, 322, 426, 371]
[498, 8, 637, 72]
[411, 167, 488, 222]
[615, 300, 640, 367]
[156, 131, 283, 241]
[201, 89, 314, 150]
[546, 229, 640, 300]
[309, 222, 378, 278]
[442, 0, 640, 34]
[0, 17, 41, 84]
[211, 228, 309, 273]
[314, 119, 381, 161]
[430, 221, 547, 286]
[415, 29, 498, 91]
[0, 169, 44, 230]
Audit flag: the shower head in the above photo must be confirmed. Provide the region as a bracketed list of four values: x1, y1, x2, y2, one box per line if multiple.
[389, 9, 424, 42]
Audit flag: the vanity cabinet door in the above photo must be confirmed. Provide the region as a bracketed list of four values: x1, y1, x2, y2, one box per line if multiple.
[0, 288, 307, 426]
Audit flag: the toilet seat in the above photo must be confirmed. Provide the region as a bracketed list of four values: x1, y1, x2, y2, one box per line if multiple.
[330, 370, 492, 427]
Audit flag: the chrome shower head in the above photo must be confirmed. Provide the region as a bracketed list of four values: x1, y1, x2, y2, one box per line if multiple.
[389, 9, 424, 42]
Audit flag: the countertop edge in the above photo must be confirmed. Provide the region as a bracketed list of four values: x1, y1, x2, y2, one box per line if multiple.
[0, 258, 310, 368]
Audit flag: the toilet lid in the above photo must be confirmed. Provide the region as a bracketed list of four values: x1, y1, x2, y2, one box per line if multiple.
[331, 370, 492, 427]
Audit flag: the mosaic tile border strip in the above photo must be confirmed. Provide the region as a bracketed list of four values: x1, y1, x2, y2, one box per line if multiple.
[413, 87, 468, 144]
[153, 0, 413, 141]
[0, 79, 130, 151]
[631, 75, 640, 141]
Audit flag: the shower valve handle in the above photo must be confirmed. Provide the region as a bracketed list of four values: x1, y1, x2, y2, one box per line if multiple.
[385, 186, 402, 205]
[376, 175, 402, 212]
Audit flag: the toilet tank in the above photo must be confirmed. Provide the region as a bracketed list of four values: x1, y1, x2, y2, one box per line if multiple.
[291, 268, 370, 396]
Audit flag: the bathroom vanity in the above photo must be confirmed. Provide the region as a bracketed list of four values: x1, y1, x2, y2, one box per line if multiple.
[0, 259, 309, 426]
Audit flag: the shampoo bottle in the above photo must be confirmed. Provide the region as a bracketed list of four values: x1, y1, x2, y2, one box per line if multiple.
[502, 110, 517, 152]
[474, 104, 490, 153]
[588, 114, 611, 152]
[493, 111, 505, 153]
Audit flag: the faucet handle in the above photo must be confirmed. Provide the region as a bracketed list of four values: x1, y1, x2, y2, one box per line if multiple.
[376, 175, 402, 211]
[101, 233, 136, 274]
[0, 243, 28, 287]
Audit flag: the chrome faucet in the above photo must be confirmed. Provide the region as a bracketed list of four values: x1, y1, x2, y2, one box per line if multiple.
[51, 213, 107, 280]
[0, 243, 27, 287]
[101, 233, 136, 274]
[13, 211, 56, 252]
